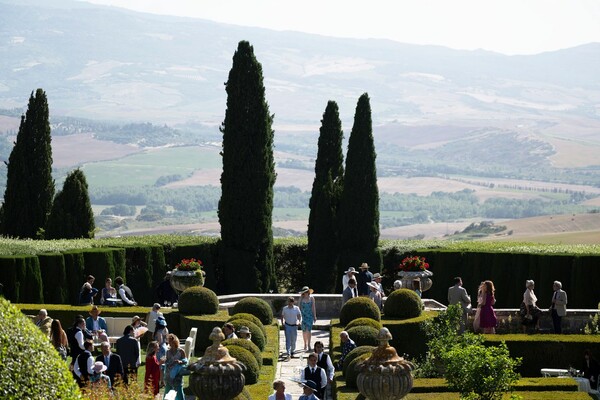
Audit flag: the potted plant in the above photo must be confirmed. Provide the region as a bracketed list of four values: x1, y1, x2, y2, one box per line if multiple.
[170, 258, 206, 294]
[397, 256, 433, 292]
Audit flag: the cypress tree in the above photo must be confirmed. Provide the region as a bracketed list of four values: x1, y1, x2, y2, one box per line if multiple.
[0, 89, 54, 238]
[306, 101, 344, 293]
[218, 41, 276, 293]
[46, 169, 95, 239]
[337, 93, 382, 283]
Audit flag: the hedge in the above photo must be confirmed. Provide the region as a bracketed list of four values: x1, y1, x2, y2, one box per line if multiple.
[124, 246, 154, 306]
[385, 312, 436, 360]
[0, 255, 43, 303]
[411, 378, 578, 393]
[37, 253, 68, 304]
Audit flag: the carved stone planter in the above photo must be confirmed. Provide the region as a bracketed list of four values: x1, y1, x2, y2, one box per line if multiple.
[356, 328, 415, 400]
[170, 269, 205, 294]
[188, 327, 246, 400]
[398, 270, 433, 292]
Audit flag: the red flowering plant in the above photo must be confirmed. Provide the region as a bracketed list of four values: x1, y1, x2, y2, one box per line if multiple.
[175, 258, 203, 273]
[398, 256, 430, 272]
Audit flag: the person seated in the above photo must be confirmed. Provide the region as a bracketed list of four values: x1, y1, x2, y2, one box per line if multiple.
[32, 309, 53, 338]
[238, 326, 252, 340]
[337, 331, 356, 370]
[100, 278, 117, 306]
[114, 276, 137, 306]
[85, 306, 109, 343]
[79, 275, 99, 305]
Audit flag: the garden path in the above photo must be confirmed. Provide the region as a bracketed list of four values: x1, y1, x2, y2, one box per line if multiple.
[275, 319, 332, 399]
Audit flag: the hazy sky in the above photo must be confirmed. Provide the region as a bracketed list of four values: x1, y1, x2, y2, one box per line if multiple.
[79, 0, 600, 55]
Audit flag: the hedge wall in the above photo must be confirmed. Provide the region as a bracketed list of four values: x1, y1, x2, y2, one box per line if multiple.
[37, 253, 68, 304]
[385, 313, 435, 360]
[0, 255, 43, 303]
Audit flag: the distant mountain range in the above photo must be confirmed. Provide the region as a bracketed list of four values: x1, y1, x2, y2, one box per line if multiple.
[1, 0, 600, 173]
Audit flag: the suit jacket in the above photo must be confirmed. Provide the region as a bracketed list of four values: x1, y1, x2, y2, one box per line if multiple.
[342, 286, 358, 305]
[85, 316, 108, 332]
[115, 335, 139, 369]
[96, 353, 125, 385]
[551, 289, 568, 317]
[448, 285, 471, 311]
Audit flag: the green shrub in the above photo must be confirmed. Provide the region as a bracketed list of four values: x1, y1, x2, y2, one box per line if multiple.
[227, 319, 266, 351]
[178, 286, 219, 315]
[384, 288, 422, 319]
[38, 253, 68, 304]
[340, 297, 381, 326]
[346, 325, 379, 347]
[0, 298, 81, 399]
[342, 346, 375, 376]
[230, 297, 274, 325]
[386, 313, 434, 360]
[227, 312, 266, 335]
[232, 388, 251, 400]
[124, 246, 154, 306]
[226, 345, 259, 384]
[222, 338, 262, 368]
[345, 317, 382, 331]
[0, 256, 44, 303]
[345, 353, 371, 388]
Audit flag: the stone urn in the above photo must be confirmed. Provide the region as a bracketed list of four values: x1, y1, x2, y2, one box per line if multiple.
[188, 327, 246, 400]
[170, 269, 205, 294]
[398, 269, 433, 292]
[356, 327, 415, 400]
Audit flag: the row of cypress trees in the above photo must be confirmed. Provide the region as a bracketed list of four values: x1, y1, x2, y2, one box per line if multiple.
[0, 89, 95, 239]
[219, 41, 380, 294]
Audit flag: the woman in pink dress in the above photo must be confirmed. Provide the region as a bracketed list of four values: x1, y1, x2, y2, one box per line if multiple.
[478, 280, 497, 334]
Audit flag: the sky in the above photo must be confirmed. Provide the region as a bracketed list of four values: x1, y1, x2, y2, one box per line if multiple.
[79, 0, 600, 55]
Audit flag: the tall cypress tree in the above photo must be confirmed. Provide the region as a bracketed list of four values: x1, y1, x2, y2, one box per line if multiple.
[218, 41, 276, 293]
[337, 93, 381, 283]
[306, 101, 344, 293]
[46, 169, 95, 239]
[0, 89, 54, 238]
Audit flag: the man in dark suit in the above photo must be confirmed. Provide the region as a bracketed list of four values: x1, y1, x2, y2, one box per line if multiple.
[342, 278, 358, 306]
[115, 325, 140, 384]
[97, 341, 125, 386]
[356, 263, 374, 296]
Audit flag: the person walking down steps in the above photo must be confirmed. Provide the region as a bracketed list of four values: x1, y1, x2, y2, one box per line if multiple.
[281, 296, 301, 361]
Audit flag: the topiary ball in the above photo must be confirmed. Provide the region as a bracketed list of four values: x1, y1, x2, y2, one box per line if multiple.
[227, 313, 266, 336]
[342, 346, 375, 376]
[346, 325, 379, 347]
[232, 388, 251, 400]
[227, 319, 266, 351]
[178, 286, 219, 315]
[231, 297, 273, 325]
[226, 345, 259, 385]
[222, 338, 262, 368]
[345, 353, 371, 388]
[0, 298, 81, 399]
[340, 297, 381, 326]
[384, 288, 423, 319]
[345, 317, 383, 331]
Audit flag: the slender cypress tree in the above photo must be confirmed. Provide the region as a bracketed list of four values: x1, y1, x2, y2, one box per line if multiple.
[306, 101, 344, 293]
[0, 89, 54, 238]
[46, 169, 95, 239]
[218, 41, 276, 293]
[337, 93, 382, 283]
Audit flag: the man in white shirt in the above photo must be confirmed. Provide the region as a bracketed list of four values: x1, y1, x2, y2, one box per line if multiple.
[74, 340, 95, 386]
[145, 303, 163, 341]
[281, 296, 301, 361]
[314, 341, 335, 385]
[301, 352, 328, 399]
[114, 276, 137, 306]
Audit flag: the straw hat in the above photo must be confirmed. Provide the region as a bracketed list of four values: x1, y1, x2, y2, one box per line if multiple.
[89, 305, 101, 316]
[299, 286, 314, 295]
[344, 267, 356, 274]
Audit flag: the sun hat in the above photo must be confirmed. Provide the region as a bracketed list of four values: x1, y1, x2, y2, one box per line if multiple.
[238, 326, 251, 335]
[360, 263, 370, 269]
[132, 315, 141, 324]
[299, 286, 314, 295]
[300, 380, 318, 392]
[367, 281, 379, 290]
[153, 303, 161, 310]
[373, 273, 382, 279]
[344, 266, 356, 274]
[92, 361, 107, 373]
[89, 305, 101, 316]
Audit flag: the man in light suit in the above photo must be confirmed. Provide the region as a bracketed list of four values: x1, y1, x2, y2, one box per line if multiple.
[550, 280, 568, 333]
[448, 277, 471, 333]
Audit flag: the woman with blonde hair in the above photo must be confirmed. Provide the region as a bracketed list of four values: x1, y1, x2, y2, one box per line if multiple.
[521, 279, 542, 333]
[162, 334, 187, 400]
[268, 379, 292, 400]
[478, 280, 497, 334]
[299, 286, 317, 351]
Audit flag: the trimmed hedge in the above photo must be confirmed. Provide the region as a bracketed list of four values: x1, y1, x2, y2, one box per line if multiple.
[386, 312, 435, 360]
[345, 317, 382, 331]
[342, 346, 375, 376]
[178, 286, 219, 315]
[411, 377, 578, 393]
[0, 255, 43, 303]
[124, 246, 154, 306]
[227, 319, 267, 351]
[62, 250, 85, 305]
[227, 313, 267, 336]
[226, 345, 259, 385]
[384, 288, 422, 319]
[344, 353, 371, 388]
[37, 253, 68, 304]
[346, 326, 379, 347]
[222, 338, 262, 368]
[231, 297, 274, 325]
[340, 297, 381, 326]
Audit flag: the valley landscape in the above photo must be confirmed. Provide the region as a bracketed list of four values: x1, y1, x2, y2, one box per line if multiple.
[1, 0, 599, 241]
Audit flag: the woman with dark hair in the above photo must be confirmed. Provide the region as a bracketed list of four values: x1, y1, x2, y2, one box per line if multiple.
[50, 319, 68, 361]
[478, 280, 497, 334]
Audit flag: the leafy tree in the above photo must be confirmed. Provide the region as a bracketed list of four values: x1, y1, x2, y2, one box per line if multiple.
[46, 169, 95, 239]
[337, 93, 381, 281]
[307, 101, 344, 293]
[0, 89, 55, 238]
[218, 41, 276, 293]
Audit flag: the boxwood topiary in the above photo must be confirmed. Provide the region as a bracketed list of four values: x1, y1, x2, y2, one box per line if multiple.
[226, 345, 259, 384]
[231, 297, 273, 325]
[222, 338, 262, 368]
[345, 317, 383, 331]
[0, 297, 81, 399]
[227, 319, 266, 351]
[384, 288, 422, 319]
[178, 286, 219, 315]
[345, 353, 372, 388]
[346, 325, 379, 347]
[227, 313, 266, 336]
[343, 345, 375, 376]
[340, 297, 381, 326]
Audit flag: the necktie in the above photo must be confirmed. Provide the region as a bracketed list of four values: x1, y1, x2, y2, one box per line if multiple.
[353, 288, 357, 297]
[105, 356, 109, 368]
[311, 368, 315, 374]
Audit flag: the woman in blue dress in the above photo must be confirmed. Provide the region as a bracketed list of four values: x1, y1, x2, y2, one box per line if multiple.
[299, 286, 317, 352]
